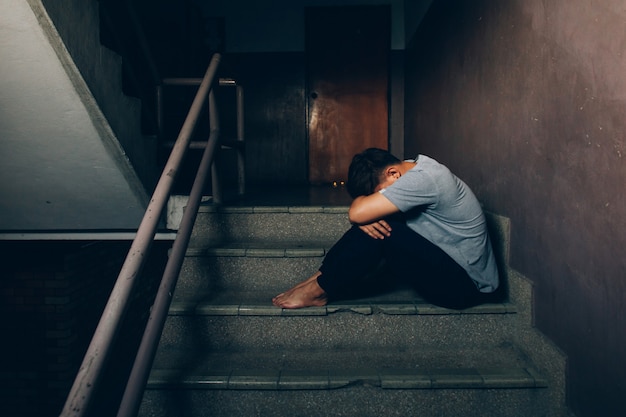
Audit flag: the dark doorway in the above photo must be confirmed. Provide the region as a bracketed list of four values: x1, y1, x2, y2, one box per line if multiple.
[306, 6, 390, 184]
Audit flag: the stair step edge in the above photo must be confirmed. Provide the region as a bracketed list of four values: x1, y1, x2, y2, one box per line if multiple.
[169, 301, 517, 316]
[198, 205, 349, 214]
[184, 246, 330, 257]
[147, 367, 547, 390]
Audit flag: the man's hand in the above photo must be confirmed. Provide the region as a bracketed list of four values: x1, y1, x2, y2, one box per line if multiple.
[358, 220, 392, 239]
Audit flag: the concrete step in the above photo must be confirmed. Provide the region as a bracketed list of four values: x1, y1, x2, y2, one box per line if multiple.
[151, 342, 533, 371]
[176, 240, 330, 295]
[144, 342, 550, 417]
[189, 205, 351, 246]
[140, 383, 551, 417]
[141, 351, 550, 417]
[178, 238, 483, 296]
[158, 293, 517, 355]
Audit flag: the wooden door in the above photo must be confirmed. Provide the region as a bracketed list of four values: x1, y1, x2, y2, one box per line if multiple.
[306, 6, 390, 184]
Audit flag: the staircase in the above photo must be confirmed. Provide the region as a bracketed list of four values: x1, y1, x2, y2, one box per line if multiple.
[139, 186, 569, 417]
[25, 3, 566, 415]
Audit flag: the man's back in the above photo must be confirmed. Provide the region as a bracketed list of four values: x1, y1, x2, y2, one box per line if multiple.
[380, 154, 499, 292]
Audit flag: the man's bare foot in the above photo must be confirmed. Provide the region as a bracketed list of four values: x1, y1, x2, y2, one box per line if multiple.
[272, 271, 328, 309]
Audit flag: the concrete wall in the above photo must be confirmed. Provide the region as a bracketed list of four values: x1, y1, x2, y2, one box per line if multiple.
[404, 1, 625, 415]
[0, 0, 147, 231]
[39, 0, 160, 193]
[193, 0, 406, 52]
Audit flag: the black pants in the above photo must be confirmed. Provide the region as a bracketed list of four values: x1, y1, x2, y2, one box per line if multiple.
[317, 220, 496, 309]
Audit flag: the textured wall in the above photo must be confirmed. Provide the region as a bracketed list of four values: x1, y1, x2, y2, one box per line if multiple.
[404, 1, 625, 415]
[0, 240, 169, 417]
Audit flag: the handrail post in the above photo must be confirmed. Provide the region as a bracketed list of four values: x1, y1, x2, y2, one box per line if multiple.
[211, 160, 222, 204]
[236, 84, 245, 195]
[156, 84, 163, 138]
[59, 53, 221, 417]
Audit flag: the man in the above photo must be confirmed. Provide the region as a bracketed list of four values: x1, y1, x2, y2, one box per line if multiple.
[272, 148, 500, 310]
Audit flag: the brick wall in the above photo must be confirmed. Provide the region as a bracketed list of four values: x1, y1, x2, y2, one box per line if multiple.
[0, 240, 170, 417]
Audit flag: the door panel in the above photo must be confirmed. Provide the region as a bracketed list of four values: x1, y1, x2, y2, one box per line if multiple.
[306, 6, 390, 184]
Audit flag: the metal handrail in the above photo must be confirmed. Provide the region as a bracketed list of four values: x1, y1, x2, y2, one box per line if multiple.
[158, 76, 246, 203]
[59, 52, 222, 417]
[116, 89, 220, 417]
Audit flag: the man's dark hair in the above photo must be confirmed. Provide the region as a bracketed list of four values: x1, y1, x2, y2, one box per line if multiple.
[346, 148, 401, 198]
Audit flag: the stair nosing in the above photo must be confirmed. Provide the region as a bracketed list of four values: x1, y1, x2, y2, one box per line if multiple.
[198, 205, 349, 214]
[169, 300, 517, 316]
[184, 243, 332, 257]
[146, 366, 545, 390]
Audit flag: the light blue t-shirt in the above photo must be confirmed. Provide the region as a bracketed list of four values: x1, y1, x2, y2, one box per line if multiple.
[380, 155, 499, 292]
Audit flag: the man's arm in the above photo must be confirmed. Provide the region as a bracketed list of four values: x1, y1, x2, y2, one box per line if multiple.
[349, 192, 399, 225]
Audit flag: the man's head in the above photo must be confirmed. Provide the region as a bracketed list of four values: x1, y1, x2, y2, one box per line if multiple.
[346, 148, 401, 198]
